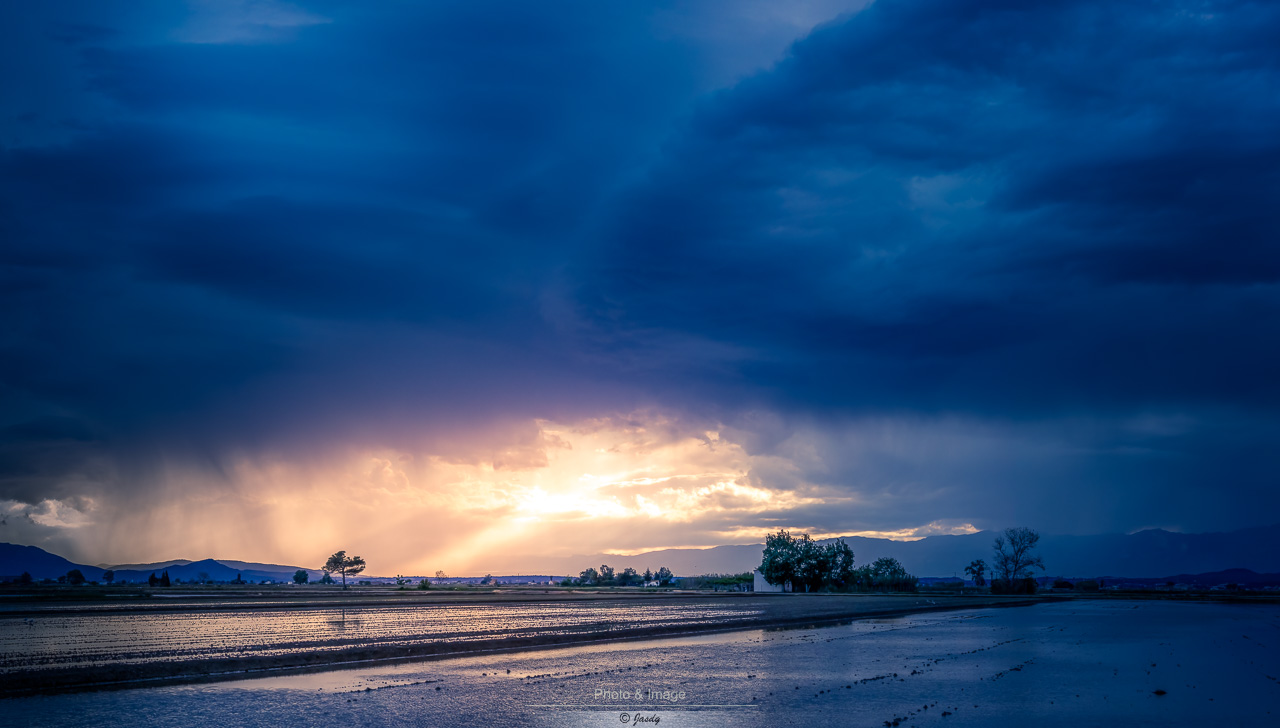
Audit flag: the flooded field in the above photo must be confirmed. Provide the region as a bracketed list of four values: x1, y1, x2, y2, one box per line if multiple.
[0, 592, 1014, 686]
[5, 599, 1277, 727]
[0, 601, 759, 670]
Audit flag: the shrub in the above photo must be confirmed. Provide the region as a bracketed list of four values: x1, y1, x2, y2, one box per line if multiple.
[991, 577, 1038, 595]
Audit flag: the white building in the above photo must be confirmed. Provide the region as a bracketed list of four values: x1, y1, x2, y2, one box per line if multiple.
[754, 569, 787, 593]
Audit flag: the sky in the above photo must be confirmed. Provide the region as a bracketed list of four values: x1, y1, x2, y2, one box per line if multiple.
[2, 0, 1278, 575]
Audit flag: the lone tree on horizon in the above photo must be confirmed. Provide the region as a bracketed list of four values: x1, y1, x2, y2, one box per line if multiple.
[965, 559, 987, 587]
[992, 527, 1044, 585]
[323, 551, 367, 589]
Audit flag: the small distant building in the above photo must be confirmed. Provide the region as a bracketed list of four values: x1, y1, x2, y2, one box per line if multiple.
[754, 569, 787, 593]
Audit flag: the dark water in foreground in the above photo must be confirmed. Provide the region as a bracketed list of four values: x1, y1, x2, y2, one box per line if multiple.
[6, 600, 1278, 727]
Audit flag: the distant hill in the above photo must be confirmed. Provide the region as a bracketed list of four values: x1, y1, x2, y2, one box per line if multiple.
[0, 543, 106, 581]
[103, 559, 195, 571]
[0, 545, 322, 583]
[103, 557, 325, 583]
[1100, 568, 1280, 588]
[105, 559, 325, 584]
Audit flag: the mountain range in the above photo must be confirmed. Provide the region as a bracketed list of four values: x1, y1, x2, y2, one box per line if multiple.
[3, 523, 1279, 582]
[0, 544, 323, 583]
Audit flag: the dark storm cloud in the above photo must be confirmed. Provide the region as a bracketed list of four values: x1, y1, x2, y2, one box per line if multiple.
[583, 0, 1280, 416]
[3, 0, 1279, 538]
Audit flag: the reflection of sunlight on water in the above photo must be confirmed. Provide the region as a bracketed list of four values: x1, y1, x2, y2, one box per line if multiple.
[0, 602, 766, 671]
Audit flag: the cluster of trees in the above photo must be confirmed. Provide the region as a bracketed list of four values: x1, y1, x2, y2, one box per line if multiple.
[759, 530, 870, 592]
[758, 530, 927, 592]
[758, 526, 1046, 595]
[566, 565, 673, 587]
[756, 526, 1048, 595]
[147, 571, 172, 587]
[853, 557, 919, 592]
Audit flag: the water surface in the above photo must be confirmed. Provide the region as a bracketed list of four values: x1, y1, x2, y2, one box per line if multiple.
[7, 600, 1278, 727]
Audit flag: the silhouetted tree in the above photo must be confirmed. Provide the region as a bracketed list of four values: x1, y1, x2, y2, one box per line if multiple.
[19, 572, 32, 585]
[435, 570, 447, 579]
[102, 569, 114, 584]
[579, 567, 599, 585]
[656, 567, 673, 586]
[964, 559, 987, 587]
[480, 574, 493, 585]
[619, 567, 639, 586]
[598, 564, 615, 585]
[148, 572, 159, 587]
[643, 568, 654, 583]
[323, 551, 367, 589]
[66, 569, 86, 585]
[992, 527, 1044, 585]
[159, 570, 171, 587]
[293, 569, 309, 584]
[794, 534, 828, 591]
[824, 540, 857, 590]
